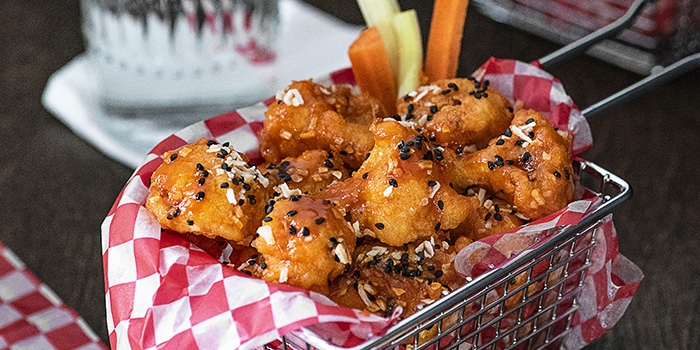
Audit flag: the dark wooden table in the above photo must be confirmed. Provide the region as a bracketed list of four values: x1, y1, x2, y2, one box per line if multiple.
[2, 0, 699, 348]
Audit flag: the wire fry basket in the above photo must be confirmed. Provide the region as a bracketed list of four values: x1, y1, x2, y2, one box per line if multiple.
[259, 2, 700, 349]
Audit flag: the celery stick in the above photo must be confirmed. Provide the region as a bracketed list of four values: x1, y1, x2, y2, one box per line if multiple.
[356, 0, 401, 84]
[393, 9, 423, 96]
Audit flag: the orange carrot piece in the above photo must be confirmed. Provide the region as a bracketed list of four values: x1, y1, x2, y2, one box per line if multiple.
[424, 0, 469, 82]
[348, 26, 397, 115]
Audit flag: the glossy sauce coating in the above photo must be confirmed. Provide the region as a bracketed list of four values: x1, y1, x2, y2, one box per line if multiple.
[262, 149, 350, 196]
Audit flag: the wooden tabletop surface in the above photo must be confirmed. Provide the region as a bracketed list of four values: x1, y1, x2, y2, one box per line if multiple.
[2, 0, 699, 348]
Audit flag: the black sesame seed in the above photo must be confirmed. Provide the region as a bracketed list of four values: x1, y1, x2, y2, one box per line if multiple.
[437, 200, 444, 210]
[515, 140, 525, 147]
[279, 161, 290, 171]
[400, 153, 411, 160]
[216, 152, 226, 159]
[362, 172, 369, 179]
[187, 220, 194, 225]
[389, 179, 398, 187]
[206, 140, 217, 146]
[484, 213, 492, 221]
[522, 152, 532, 162]
[198, 178, 205, 186]
[494, 213, 503, 221]
[261, 263, 267, 269]
[324, 160, 334, 168]
[238, 199, 245, 206]
[365, 152, 371, 160]
[427, 265, 435, 271]
[326, 151, 334, 158]
[242, 270, 252, 276]
[315, 217, 325, 225]
[428, 180, 437, 187]
[263, 217, 272, 222]
[289, 226, 297, 235]
[430, 105, 438, 114]
[525, 118, 535, 124]
[248, 259, 256, 265]
[287, 210, 298, 217]
[301, 227, 310, 236]
[406, 141, 415, 147]
[554, 171, 562, 178]
[427, 115, 433, 121]
[448, 83, 459, 91]
[407, 104, 414, 113]
[422, 151, 433, 160]
[231, 178, 239, 185]
[333, 254, 340, 262]
[528, 131, 535, 138]
[222, 142, 230, 147]
[400, 146, 410, 154]
[474, 81, 482, 89]
[147, 178, 151, 186]
[429, 135, 436, 142]
[441, 89, 451, 95]
[249, 197, 257, 205]
[454, 99, 462, 105]
[504, 128, 512, 137]
[435, 270, 444, 278]
[267, 163, 277, 169]
[487, 161, 496, 170]
[403, 94, 411, 101]
[505, 160, 514, 165]
[242, 183, 252, 191]
[375, 223, 385, 230]
[290, 195, 301, 202]
[202, 170, 209, 177]
[172, 208, 180, 217]
[507, 107, 514, 112]
[265, 204, 274, 214]
[221, 182, 229, 188]
[393, 114, 401, 121]
[195, 191, 205, 200]
[565, 170, 570, 180]
[435, 222, 441, 231]
[434, 149, 444, 161]
[496, 139, 505, 146]
[169, 153, 178, 161]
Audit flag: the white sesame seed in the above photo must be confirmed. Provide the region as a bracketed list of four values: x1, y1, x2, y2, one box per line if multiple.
[279, 267, 288, 283]
[257, 225, 275, 245]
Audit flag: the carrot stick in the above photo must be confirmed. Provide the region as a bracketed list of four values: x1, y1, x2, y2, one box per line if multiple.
[424, 0, 469, 82]
[348, 26, 397, 115]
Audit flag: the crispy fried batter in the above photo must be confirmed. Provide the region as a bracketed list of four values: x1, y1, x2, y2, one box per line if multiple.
[258, 80, 385, 169]
[329, 237, 465, 317]
[146, 138, 271, 243]
[396, 78, 513, 150]
[248, 196, 356, 294]
[451, 109, 574, 220]
[449, 192, 524, 241]
[322, 120, 470, 247]
[262, 149, 350, 196]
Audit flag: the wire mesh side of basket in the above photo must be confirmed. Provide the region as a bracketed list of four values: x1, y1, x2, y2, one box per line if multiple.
[267, 160, 631, 350]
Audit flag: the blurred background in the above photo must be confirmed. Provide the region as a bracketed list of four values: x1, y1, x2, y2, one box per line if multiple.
[1, 0, 699, 348]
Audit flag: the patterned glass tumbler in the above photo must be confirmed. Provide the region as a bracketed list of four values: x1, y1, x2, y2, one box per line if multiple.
[81, 0, 279, 122]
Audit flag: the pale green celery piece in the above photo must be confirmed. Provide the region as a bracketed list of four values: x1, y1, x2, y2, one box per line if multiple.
[393, 9, 423, 97]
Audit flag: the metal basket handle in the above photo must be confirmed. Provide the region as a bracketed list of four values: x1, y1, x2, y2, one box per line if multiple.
[537, 0, 655, 70]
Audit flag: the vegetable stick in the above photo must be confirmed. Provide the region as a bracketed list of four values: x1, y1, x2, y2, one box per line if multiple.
[425, 0, 469, 82]
[348, 27, 398, 115]
[356, 0, 401, 88]
[393, 9, 423, 96]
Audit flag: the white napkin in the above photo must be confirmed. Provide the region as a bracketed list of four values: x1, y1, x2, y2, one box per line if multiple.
[43, 0, 362, 169]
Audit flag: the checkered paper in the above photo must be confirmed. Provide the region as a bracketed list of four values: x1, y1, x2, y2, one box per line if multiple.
[0, 242, 106, 350]
[102, 59, 640, 350]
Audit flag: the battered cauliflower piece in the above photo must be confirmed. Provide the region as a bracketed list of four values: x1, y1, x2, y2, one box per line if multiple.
[261, 149, 350, 196]
[329, 237, 467, 317]
[449, 190, 525, 241]
[451, 109, 575, 220]
[146, 138, 271, 243]
[247, 196, 356, 295]
[258, 80, 386, 169]
[395, 77, 513, 151]
[323, 120, 470, 247]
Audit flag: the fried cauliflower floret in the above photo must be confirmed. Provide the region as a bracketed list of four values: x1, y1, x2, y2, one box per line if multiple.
[258, 80, 386, 169]
[247, 196, 356, 295]
[395, 78, 513, 150]
[449, 190, 525, 241]
[323, 120, 470, 247]
[451, 109, 575, 220]
[146, 138, 271, 243]
[329, 237, 467, 317]
[261, 149, 350, 196]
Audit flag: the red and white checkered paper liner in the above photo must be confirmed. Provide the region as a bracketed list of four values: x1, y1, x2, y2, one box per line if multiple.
[0, 242, 107, 350]
[102, 58, 642, 350]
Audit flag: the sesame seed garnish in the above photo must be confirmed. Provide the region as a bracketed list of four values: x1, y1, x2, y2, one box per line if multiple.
[528, 131, 535, 138]
[261, 263, 267, 269]
[434, 149, 444, 161]
[172, 208, 180, 217]
[522, 152, 532, 162]
[301, 227, 310, 236]
[195, 191, 205, 200]
[430, 105, 438, 114]
[400, 153, 411, 160]
[202, 170, 209, 177]
[487, 161, 495, 170]
[326, 151, 334, 158]
[407, 104, 414, 113]
[287, 210, 297, 217]
[289, 226, 297, 235]
[494, 213, 503, 221]
[375, 223, 385, 230]
[389, 179, 398, 187]
[187, 220, 194, 225]
[565, 170, 570, 180]
[263, 217, 272, 222]
[428, 180, 437, 187]
[427, 265, 435, 271]
[198, 178, 205, 186]
[243, 183, 251, 191]
[265, 204, 274, 214]
[315, 217, 325, 225]
[437, 200, 444, 210]
[525, 118, 535, 124]
[403, 94, 411, 101]
[393, 114, 401, 121]
[324, 160, 334, 168]
[506, 160, 514, 165]
[554, 171, 561, 178]
[435, 270, 444, 278]
[220, 182, 229, 189]
[238, 199, 245, 206]
[504, 128, 512, 137]
[441, 89, 451, 95]
[507, 107, 514, 112]
[169, 153, 178, 161]
[448, 83, 459, 91]
[484, 213, 492, 221]
[496, 139, 505, 146]
[290, 195, 301, 202]
[362, 172, 369, 179]
[454, 99, 462, 105]
[434, 222, 441, 231]
[206, 140, 217, 146]
[427, 115, 433, 121]
[365, 152, 371, 160]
